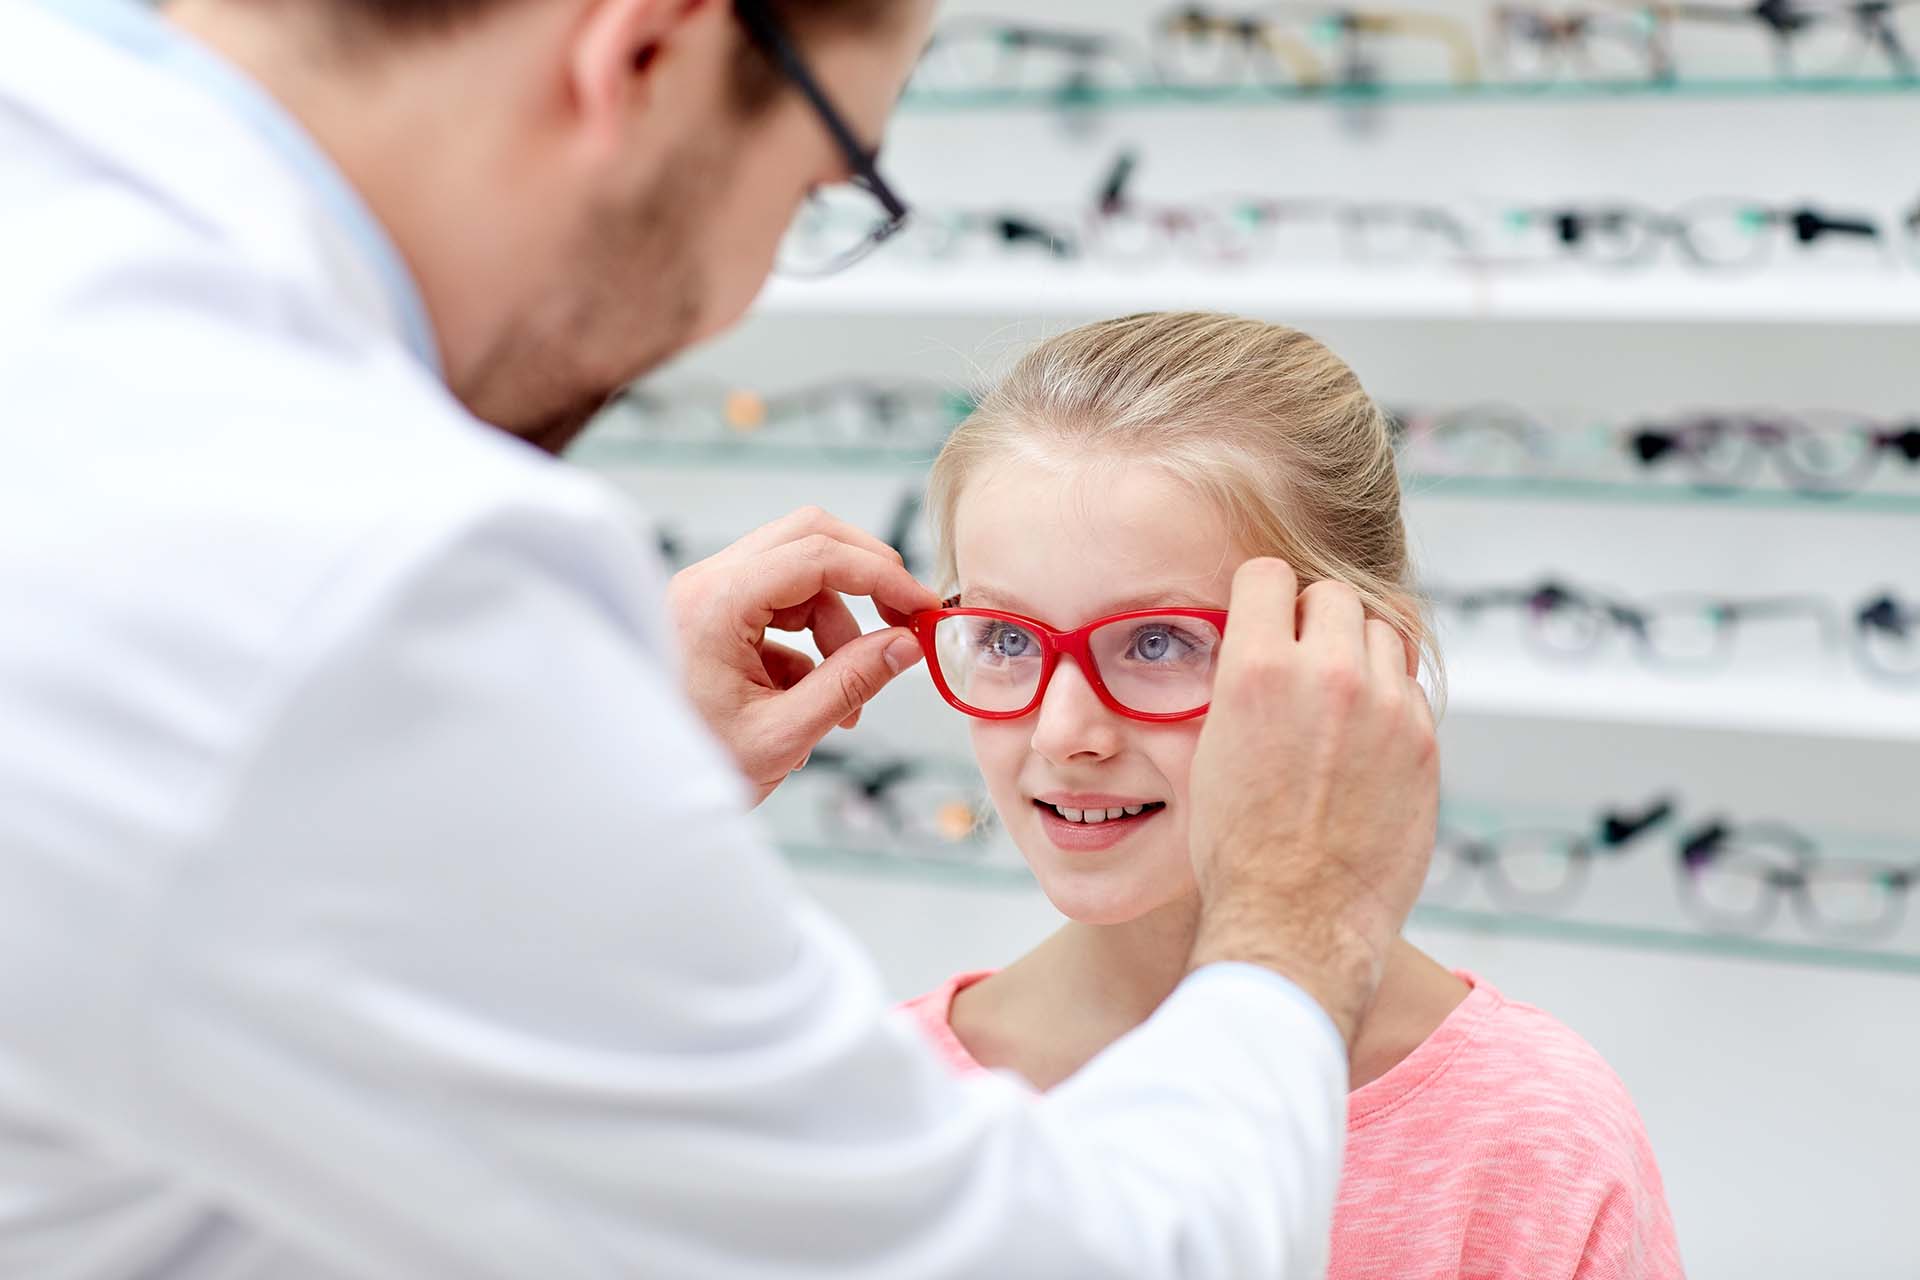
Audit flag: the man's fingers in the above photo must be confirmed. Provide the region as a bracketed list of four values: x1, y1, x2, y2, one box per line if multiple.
[760, 640, 817, 691]
[736, 536, 940, 634]
[1300, 580, 1367, 665]
[776, 628, 922, 758]
[1365, 619, 1405, 687]
[768, 589, 863, 660]
[1219, 558, 1300, 669]
[1406, 675, 1438, 737]
[717, 506, 905, 568]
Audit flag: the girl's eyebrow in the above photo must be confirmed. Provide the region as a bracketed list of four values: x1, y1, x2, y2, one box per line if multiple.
[958, 584, 1029, 612]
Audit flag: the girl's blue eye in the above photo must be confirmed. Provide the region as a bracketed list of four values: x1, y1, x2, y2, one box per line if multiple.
[977, 620, 1038, 659]
[1127, 625, 1197, 663]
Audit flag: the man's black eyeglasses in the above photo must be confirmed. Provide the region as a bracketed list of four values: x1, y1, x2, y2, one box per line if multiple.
[732, 0, 911, 276]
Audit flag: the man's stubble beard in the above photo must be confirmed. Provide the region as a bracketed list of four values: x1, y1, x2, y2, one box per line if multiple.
[460, 141, 723, 455]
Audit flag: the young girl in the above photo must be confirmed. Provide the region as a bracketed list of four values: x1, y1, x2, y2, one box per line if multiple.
[902, 312, 1683, 1278]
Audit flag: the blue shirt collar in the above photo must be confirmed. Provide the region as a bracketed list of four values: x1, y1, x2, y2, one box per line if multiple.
[39, 0, 445, 377]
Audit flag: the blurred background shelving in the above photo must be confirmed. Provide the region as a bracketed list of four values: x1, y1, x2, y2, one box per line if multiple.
[899, 77, 1920, 111]
[583, 1, 1920, 1272]
[754, 269, 1920, 324]
[782, 840, 1920, 976]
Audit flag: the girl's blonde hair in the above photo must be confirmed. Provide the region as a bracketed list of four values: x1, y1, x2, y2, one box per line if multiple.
[926, 311, 1441, 699]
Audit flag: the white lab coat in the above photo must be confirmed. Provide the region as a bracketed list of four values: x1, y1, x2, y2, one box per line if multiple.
[0, 1, 1347, 1276]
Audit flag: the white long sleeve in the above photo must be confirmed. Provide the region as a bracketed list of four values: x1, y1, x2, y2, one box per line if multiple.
[0, 472, 1346, 1278]
[0, 2, 1348, 1274]
[104, 505, 1346, 1279]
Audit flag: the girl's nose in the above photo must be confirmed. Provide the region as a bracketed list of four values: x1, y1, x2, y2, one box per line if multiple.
[1028, 656, 1124, 765]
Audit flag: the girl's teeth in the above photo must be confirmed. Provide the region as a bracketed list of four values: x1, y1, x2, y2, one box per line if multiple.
[1048, 804, 1154, 825]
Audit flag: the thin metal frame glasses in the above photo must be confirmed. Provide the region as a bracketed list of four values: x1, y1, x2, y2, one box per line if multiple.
[734, 0, 911, 276]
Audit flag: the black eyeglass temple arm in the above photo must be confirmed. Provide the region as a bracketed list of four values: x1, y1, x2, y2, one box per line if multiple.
[731, 0, 909, 222]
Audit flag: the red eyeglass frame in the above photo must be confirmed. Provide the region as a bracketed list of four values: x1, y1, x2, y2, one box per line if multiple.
[909, 604, 1232, 723]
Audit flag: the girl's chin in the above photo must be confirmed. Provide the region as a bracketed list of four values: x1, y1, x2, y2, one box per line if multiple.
[1021, 852, 1194, 926]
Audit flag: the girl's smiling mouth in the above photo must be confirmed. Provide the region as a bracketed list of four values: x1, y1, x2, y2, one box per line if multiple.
[1032, 797, 1168, 851]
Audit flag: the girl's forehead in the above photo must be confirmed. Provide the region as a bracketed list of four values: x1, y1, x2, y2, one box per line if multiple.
[954, 459, 1240, 615]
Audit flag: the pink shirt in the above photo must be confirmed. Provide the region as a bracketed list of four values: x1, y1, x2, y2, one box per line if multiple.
[903, 970, 1684, 1279]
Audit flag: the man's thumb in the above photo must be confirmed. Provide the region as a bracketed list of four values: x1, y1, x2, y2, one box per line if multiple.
[785, 627, 922, 739]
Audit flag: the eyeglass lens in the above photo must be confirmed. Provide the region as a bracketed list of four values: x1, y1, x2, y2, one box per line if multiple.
[779, 181, 901, 277]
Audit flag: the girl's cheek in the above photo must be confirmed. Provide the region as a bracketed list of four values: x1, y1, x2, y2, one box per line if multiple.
[1156, 724, 1205, 792]
[969, 722, 1026, 800]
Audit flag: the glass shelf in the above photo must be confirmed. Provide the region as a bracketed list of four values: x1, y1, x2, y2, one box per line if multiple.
[783, 840, 1038, 888]
[901, 76, 1920, 113]
[750, 269, 1920, 326]
[781, 844, 1920, 976]
[1400, 473, 1920, 514]
[575, 439, 1920, 512]
[1410, 904, 1920, 976]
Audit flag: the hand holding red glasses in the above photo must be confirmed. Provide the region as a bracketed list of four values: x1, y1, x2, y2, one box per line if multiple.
[666, 506, 939, 806]
[1185, 560, 1439, 1049]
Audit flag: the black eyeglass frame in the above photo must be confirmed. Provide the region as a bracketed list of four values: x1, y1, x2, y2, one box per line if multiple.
[733, 0, 912, 275]
[1426, 796, 1676, 914]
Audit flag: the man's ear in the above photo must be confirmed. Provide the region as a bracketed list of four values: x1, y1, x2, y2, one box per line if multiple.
[566, 0, 712, 142]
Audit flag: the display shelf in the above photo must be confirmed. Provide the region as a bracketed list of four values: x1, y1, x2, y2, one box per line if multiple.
[780, 843, 1920, 976]
[1442, 650, 1920, 742]
[782, 839, 1036, 888]
[1410, 903, 1920, 976]
[754, 267, 1920, 326]
[1401, 473, 1920, 515]
[900, 76, 1920, 114]
[574, 439, 1920, 513]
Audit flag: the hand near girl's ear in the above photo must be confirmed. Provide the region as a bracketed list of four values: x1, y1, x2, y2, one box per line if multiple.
[1189, 558, 1440, 1047]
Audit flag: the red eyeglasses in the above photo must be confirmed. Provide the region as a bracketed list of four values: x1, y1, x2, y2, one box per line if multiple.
[909, 603, 1230, 723]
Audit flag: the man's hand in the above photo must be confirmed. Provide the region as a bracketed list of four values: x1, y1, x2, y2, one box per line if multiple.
[1186, 559, 1439, 1047]
[666, 507, 941, 806]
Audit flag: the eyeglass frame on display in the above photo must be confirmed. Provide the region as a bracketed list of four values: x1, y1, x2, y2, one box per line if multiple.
[751, 379, 974, 445]
[800, 748, 999, 854]
[608, 378, 973, 449]
[1854, 593, 1920, 682]
[1489, 4, 1676, 83]
[1497, 200, 1887, 270]
[907, 0, 1920, 98]
[1625, 411, 1920, 495]
[1432, 578, 1844, 670]
[911, 603, 1231, 722]
[733, 0, 911, 276]
[1427, 795, 1677, 913]
[1649, 0, 1920, 79]
[911, 18, 1156, 98]
[1151, 4, 1333, 86]
[1086, 150, 1480, 267]
[1389, 403, 1561, 474]
[1382, 402, 1920, 496]
[1679, 819, 1920, 941]
[1150, 2, 1483, 88]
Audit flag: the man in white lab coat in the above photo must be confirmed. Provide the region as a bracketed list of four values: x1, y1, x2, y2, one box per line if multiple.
[0, 0, 1439, 1275]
